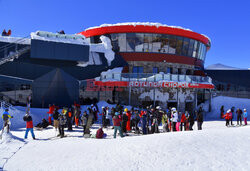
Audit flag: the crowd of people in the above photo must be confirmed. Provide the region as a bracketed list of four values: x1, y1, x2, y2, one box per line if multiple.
[1, 102, 248, 140]
[34, 103, 205, 139]
[221, 105, 248, 127]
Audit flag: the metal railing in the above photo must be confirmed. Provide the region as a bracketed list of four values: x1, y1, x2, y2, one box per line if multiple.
[99, 73, 212, 84]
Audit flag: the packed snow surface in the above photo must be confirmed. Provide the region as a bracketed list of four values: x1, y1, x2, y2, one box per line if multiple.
[1, 96, 250, 170]
[0, 36, 30, 44]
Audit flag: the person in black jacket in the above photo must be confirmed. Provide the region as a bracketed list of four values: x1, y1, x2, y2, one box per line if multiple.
[236, 108, 243, 126]
[189, 111, 196, 130]
[121, 111, 128, 135]
[53, 108, 59, 132]
[197, 107, 203, 130]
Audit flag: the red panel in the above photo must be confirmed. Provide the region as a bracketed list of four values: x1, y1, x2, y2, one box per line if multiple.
[119, 52, 204, 68]
[79, 25, 210, 46]
[94, 81, 214, 89]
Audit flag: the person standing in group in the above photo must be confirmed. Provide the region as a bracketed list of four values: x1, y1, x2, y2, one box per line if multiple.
[189, 111, 196, 131]
[66, 108, 73, 131]
[23, 113, 35, 139]
[121, 111, 128, 135]
[243, 109, 248, 125]
[125, 108, 132, 132]
[53, 108, 59, 133]
[162, 112, 169, 132]
[223, 109, 231, 127]
[101, 106, 106, 127]
[47, 104, 55, 125]
[1, 109, 13, 134]
[81, 111, 88, 135]
[180, 112, 187, 131]
[220, 105, 224, 119]
[231, 106, 235, 125]
[197, 107, 204, 130]
[58, 110, 67, 138]
[236, 108, 243, 126]
[112, 112, 124, 138]
[171, 108, 178, 132]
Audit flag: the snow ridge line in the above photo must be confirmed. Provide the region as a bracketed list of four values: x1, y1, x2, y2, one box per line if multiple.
[1, 141, 28, 170]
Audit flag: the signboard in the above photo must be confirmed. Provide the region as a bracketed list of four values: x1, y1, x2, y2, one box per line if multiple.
[94, 80, 214, 89]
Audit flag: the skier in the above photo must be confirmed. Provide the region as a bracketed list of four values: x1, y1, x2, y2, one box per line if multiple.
[81, 111, 88, 135]
[73, 104, 81, 127]
[243, 109, 248, 125]
[91, 104, 98, 122]
[112, 112, 124, 138]
[23, 113, 36, 139]
[223, 109, 231, 127]
[236, 108, 243, 126]
[1, 109, 13, 134]
[58, 110, 67, 138]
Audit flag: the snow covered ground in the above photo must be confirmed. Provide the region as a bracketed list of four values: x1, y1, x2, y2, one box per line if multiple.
[1, 96, 250, 171]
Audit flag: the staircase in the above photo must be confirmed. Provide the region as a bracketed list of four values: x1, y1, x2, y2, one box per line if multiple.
[0, 37, 30, 65]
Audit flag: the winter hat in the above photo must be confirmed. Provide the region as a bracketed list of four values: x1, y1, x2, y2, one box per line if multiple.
[172, 107, 176, 111]
[115, 112, 119, 116]
[156, 106, 161, 110]
[227, 109, 231, 113]
[124, 108, 128, 112]
[244, 109, 246, 111]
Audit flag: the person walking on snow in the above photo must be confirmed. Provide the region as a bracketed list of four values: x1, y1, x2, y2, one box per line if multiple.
[112, 112, 124, 138]
[58, 110, 67, 138]
[197, 107, 204, 130]
[23, 113, 35, 139]
[171, 108, 178, 132]
[243, 109, 248, 125]
[2, 109, 13, 133]
[53, 108, 59, 133]
[180, 112, 187, 131]
[125, 108, 132, 132]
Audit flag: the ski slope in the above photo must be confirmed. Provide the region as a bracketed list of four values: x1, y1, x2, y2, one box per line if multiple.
[1, 96, 250, 170]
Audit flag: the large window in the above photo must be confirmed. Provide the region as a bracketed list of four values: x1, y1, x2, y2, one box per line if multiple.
[176, 37, 183, 55]
[144, 33, 152, 52]
[132, 66, 144, 73]
[153, 67, 158, 74]
[105, 33, 208, 60]
[181, 38, 190, 56]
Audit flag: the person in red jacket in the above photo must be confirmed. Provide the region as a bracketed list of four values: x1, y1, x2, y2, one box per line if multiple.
[223, 109, 232, 127]
[180, 112, 187, 131]
[112, 112, 124, 138]
[47, 104, 55, 125]
[125, 108, 132, 132]
[23, 114, 35, 139]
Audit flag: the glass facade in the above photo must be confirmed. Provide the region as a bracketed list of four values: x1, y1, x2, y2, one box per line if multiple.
[106, 33, 208, 61]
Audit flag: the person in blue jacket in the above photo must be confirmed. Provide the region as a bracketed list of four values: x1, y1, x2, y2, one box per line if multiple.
[243, 109, 248, 125]
[2, 109, 13, 133]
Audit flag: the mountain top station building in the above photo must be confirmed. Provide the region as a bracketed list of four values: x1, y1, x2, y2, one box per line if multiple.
[0, 22, 214, 112]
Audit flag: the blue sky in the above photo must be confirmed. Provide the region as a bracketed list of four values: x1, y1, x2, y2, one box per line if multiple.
[1, 0, 249, 68]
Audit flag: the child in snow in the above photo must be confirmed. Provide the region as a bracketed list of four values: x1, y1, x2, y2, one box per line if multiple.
[223, 109, 232, 127]
[112, 112, 124, 138]
[243, 109, 248, 125]
[23, 113, 35, 139]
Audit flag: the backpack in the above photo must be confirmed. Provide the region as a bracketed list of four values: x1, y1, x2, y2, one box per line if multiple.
[96, 128, 104, 139]
[3, 114, 9, 121]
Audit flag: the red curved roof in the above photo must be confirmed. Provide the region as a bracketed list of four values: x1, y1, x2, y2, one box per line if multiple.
[79, 24, 210, 46]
